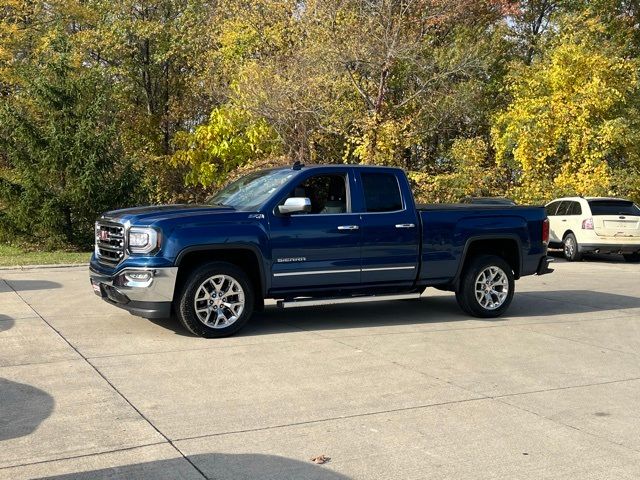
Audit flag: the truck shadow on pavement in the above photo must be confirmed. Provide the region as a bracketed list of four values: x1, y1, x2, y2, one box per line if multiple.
[0, 314, 14, 332]
[243, 289, 640, 335]
[0, 378, 54, 442]
[36, 453, 351, 480]
[2, 279, 62, 292]
[149, 289, 640, 338]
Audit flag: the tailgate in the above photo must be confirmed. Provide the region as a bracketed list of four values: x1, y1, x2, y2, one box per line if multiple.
[594, 215, 640, 237]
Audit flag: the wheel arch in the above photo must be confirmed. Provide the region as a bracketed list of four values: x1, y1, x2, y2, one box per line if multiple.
[174, 244, 267, 303]
[453, 235, 522, 289]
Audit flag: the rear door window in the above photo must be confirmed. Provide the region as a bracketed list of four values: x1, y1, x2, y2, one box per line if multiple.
[588, 200, 640, 216]
[361, 173, 403, 212]
[545, 201, 561, 216]
[568, 202, 582, 215]
[555, 201, 571, 216]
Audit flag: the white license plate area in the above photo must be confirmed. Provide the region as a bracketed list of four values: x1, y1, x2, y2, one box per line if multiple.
[603, 220, 637, 230]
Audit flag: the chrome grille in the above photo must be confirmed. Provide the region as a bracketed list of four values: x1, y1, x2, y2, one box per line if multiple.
[95, 221, 125, 266]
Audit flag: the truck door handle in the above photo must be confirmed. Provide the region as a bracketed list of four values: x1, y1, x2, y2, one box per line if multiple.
[395, 223, 415, 229]
[337, 225, 359, 230]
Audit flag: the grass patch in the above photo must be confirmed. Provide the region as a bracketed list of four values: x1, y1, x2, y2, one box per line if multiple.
[0, 244, 91, 267]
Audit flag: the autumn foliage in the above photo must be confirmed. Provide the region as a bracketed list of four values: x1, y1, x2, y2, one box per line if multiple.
[1, 0, 639, 247]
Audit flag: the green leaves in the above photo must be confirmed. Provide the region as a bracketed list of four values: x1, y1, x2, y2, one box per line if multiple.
[0, 34, 142, 248]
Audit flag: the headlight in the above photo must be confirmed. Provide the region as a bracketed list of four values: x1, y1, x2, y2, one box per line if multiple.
[128, 227, 159, 254]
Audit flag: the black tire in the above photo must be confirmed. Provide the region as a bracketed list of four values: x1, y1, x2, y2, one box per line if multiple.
[455, 255, 515, 318]
[177, 261, 254, 338]
[623, 253, 640, 263]
[563, 233, 582, 261]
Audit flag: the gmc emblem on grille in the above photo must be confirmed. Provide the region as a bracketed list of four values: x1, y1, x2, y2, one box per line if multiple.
[99, 230, 109, 241]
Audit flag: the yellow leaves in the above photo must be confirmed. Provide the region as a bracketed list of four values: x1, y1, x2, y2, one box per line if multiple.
[492, 21, 640, 204]
[171, 104, 282, 187]
[554, 161, 610, 198]
[349, 116, 414, 167]
[407, 137, 503, 203]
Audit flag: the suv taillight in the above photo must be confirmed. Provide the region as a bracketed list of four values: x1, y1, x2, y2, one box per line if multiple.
[542, 218, 550, 245]
[582, 217, 594, 230]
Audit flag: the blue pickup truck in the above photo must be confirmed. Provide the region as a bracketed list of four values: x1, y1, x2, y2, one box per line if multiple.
[90, 164, 553, 337]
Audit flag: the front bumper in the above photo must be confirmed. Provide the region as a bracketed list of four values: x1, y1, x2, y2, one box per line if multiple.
[536, 256, 554, 275]
[89, 266, 178, 319]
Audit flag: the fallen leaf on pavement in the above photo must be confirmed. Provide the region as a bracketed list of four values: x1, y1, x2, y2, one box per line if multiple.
[310, 454, 330, 464]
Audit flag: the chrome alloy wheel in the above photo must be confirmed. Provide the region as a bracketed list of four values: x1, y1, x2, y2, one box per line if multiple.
[193, 275, 245, 328]
[564, 236, 575, 258]
[474, 266, 509, 310]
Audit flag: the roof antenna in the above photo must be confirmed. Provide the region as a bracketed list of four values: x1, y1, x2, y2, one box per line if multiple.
[292, 160, 304, 170]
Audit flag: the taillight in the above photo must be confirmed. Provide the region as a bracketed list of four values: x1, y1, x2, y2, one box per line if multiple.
[542, 218, 550, 245]
[582, 217, 594, 230]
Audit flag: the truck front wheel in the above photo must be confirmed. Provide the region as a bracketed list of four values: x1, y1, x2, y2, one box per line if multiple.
[177, 262, 254, 338]
[455, 255, 515, 318]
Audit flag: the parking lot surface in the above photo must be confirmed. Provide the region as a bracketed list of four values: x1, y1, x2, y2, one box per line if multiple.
[1, 258, 640, 479]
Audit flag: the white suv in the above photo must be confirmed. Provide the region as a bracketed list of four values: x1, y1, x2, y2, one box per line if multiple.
[545, 197, 640, 262]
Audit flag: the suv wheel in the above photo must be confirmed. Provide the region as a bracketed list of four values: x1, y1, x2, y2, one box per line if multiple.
[455, 255, 515, 318]
[563, 233, 582, 262]
[177, 262, 254, 338]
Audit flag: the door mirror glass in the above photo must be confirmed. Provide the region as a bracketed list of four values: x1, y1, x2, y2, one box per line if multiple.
[278, 197, 312, 215]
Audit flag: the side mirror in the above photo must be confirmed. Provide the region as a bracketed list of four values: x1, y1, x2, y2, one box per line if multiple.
[278, 197, 312, 215]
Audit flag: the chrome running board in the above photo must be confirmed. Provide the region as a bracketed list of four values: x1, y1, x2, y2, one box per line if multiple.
[277, 293, 421, 309]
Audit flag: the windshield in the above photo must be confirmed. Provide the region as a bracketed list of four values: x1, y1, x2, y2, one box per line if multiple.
[588, 200, 640, 216]
[207, 169, 296, 210]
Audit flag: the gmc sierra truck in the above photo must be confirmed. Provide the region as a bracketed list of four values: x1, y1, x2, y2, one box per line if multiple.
[90, 164, 553, 337]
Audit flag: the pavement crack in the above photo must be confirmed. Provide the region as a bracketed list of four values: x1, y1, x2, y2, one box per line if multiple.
[4, 283, 210, 480]
[172, 395, 490, 442]
[508, 323, 640, 358]
[492, 376, 640, 399]
[0, 442, 167, 471]
[493, 396, 640, 455]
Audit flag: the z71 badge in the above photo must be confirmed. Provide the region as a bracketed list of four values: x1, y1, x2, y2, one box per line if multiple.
[276, 257, 306, 263]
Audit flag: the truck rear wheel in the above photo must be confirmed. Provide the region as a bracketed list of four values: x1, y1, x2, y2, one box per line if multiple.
[177, 261, 254, 338]
[455, 255, 514, 318]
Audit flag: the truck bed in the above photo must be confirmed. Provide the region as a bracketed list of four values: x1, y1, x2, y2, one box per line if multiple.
[416, 203, 541, 211]
[417, 204, 547, 284]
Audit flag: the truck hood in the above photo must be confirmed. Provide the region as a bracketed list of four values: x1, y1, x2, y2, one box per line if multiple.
[100, 204, 237, 224]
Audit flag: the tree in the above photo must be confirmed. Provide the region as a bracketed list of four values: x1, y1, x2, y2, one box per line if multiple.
[174, 0, 512, 181]
[408, 137, 508, 202]
[172, 104, 282, 188]
[492, 16, 640, 203]
[0, 36, 142, 247]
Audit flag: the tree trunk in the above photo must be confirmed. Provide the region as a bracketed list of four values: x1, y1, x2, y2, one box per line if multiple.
[366, 65, 389, 163]
[63, 205, 73, 244]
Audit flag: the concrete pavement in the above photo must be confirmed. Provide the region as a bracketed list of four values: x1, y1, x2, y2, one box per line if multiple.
[1, 258, 639, 479]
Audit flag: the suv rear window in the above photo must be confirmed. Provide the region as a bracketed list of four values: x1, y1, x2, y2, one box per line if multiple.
[588, 200, 640, 216]
[361, 173, 403, 212]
